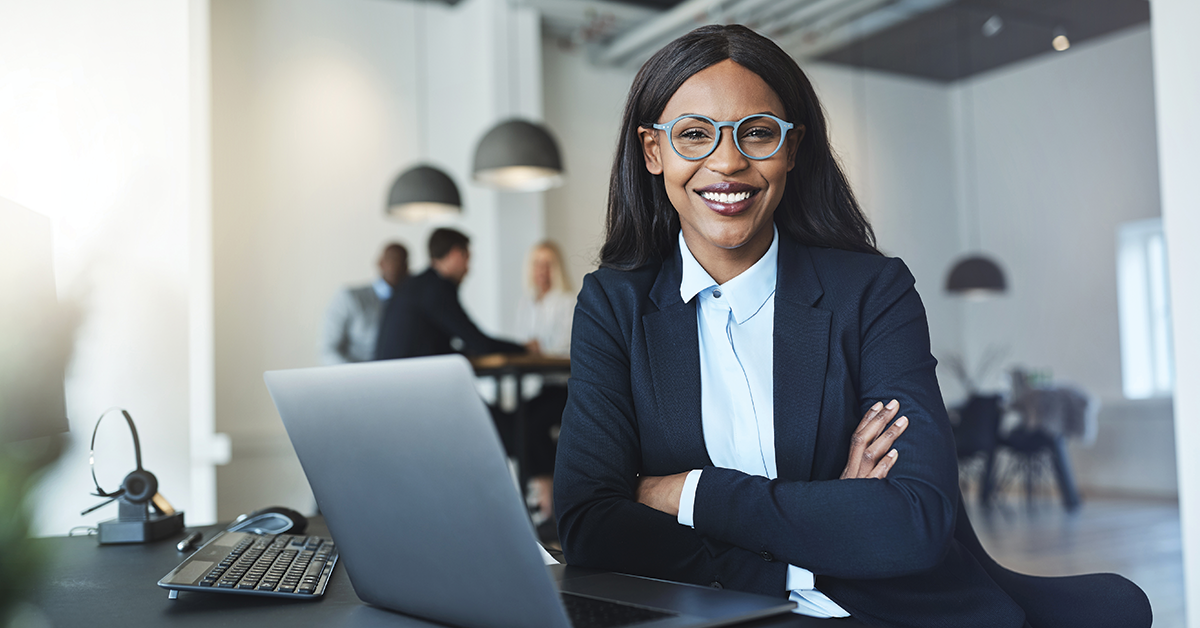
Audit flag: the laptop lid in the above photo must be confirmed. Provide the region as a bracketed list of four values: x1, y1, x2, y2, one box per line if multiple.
[265, 356, 796, 628]
[266, 356, 568, 628]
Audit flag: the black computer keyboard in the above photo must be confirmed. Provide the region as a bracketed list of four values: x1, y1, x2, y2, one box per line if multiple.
[560, 592, 676, 628]
[158, 530, 338, 600]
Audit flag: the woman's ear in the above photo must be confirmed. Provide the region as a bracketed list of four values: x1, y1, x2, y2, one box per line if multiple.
[638, 127, 664, 175]
[785, 124, 805, 172]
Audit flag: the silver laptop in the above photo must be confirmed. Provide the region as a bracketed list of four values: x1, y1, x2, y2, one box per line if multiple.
[264, 355, 795, 628]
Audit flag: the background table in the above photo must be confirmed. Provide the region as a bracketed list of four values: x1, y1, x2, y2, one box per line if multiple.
[471, 353, 571, 487]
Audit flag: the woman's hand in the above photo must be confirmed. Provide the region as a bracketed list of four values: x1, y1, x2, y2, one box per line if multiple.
[841, 400, 909, 480]
[636, 471, 691, 517]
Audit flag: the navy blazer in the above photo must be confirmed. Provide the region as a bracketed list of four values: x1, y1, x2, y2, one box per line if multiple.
[555, 233, 1026, 628]
[374, 268, 525, 360]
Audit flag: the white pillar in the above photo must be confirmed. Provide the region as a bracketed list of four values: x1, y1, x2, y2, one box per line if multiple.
[1151, 0, 1200, 624]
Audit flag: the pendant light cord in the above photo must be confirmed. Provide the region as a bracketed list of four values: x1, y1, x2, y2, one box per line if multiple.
[507, 6, 518, 118]
[416, 4, 428, 160]
[958, 8, 982, 252]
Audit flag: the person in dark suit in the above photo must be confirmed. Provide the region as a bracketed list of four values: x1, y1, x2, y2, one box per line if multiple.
[374, 228, 524, 360]
[553, 25, 1150, 628]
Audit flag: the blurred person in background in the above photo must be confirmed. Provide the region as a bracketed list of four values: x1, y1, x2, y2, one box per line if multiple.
[515, 241, 575, 527]
[319, 242, 408, 365]
[375, 228, 524, 360]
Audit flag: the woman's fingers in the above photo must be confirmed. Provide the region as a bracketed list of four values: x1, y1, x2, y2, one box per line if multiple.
[868, 449, 899, 479]
[860, 415, 909, 471]
[841, 400, 901, 479]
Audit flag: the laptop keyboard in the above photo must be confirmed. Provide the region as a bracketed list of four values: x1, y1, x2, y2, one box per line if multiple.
[561, 592, 676, 628]
[158, 531, 338, 599]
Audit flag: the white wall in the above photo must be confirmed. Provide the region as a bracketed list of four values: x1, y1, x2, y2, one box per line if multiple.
[0, 0, 214, 533]
[956, 27, 1161, 400]
[949, 27, 1172, 496]
[542, 40, 637, 288]
[210, 0, 546, 519]
[1151, 0, 1200, 621]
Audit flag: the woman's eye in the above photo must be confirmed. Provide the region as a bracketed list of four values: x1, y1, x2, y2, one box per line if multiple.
[677, 128, 712, 142]
[740, 126, 778, 141]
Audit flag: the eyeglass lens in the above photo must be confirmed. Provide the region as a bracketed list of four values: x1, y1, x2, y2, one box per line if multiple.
[669, 116, 784, 159]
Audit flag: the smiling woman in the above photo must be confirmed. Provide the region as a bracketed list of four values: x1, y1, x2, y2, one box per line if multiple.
[554, 23, 1151, 628]
[638, 60, 800, 284]
[597, 25, 878, 277]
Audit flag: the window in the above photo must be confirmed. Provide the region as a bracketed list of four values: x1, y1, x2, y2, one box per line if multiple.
[1117, 218, 1173, 399]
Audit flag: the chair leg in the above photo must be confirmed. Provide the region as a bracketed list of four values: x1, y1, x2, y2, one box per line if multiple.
[980, 448, 999, 508]
[1047, 435, 1082, 511]
[1024, 457, 1036, 510]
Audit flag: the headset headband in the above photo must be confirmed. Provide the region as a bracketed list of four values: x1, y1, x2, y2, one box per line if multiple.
[88, 407, 143, 498]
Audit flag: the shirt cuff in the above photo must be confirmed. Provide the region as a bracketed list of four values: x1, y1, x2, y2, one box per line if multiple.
[676, 469, 703, 527]
[787, 566, 850, 618]
[789, 589, 852, 618]
[785, 564, 815, 591]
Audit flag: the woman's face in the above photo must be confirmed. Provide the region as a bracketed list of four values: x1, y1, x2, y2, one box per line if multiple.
[532, 247, 554, 296]
[639, 59, 803, 267]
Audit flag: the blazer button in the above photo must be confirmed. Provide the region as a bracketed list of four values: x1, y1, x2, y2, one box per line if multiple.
[760, 551, 774, 562]
[709, 581, 723, 589]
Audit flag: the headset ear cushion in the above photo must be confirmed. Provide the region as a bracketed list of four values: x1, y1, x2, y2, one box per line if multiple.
[121, 469, 158, 504]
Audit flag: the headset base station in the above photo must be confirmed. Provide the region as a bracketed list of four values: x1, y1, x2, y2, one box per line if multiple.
[98, 511, 184, 544]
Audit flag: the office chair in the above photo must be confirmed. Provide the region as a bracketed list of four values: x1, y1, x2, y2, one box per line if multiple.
[954, 491, 1153, 627]
[952, 394, 1003, 506]
[991, 371, 1092, 511]
[996, 426, 1082, 511]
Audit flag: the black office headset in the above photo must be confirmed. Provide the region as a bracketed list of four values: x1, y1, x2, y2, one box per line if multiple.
[80, 408, 158, 515]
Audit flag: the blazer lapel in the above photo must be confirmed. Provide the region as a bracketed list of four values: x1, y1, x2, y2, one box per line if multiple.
[773, 239, 830, 482]
[644, 246, 711, 468]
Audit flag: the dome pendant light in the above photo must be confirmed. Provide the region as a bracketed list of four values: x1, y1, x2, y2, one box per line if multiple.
[946, 254, 1007, 298]
[471, 15, 564, 192]
[472, 118, 564, 192]
[386, 4, 461, 221]
[387, 165, 462, 221]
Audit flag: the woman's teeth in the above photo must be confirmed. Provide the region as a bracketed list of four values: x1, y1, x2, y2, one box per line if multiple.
[700, 191, 752, 203]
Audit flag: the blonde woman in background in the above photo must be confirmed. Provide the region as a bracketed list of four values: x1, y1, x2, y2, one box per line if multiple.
[517, 241, 574, 358]
[516, 241, 575, 532]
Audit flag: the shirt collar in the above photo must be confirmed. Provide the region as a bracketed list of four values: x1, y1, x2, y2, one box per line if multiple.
[678, 227, 778, 325]
[373, 277, 392, 301]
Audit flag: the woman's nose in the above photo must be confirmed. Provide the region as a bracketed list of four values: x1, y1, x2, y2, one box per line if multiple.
[705, 128, 749, 174]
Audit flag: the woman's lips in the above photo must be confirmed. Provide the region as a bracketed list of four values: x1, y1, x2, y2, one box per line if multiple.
[695, 183, 760, 215]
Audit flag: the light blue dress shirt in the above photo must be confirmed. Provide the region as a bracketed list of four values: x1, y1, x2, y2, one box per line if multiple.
[373, 277, 392, 301]
[675, 228, 849, 619]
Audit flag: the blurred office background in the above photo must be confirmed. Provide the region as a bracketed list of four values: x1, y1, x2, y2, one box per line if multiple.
[2, 0, 1198, 625]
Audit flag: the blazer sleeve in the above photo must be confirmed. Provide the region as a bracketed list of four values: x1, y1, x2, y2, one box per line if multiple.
[424, 279, 526, 356]
[691, 257, 959, 580]
[554, 273, 788, 596]
[373, 291, 402, 361]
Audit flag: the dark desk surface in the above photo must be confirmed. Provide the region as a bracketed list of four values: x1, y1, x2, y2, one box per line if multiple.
[27, 519, 863, 627]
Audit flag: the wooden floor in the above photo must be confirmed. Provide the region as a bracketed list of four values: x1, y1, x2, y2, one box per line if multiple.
[968, 494, 1185, 628]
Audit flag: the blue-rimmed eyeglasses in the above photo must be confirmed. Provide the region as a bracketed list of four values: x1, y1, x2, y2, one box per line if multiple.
[650, 114, 795, 161]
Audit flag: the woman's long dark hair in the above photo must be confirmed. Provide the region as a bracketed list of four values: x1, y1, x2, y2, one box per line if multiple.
[599, 24, 880, 270]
